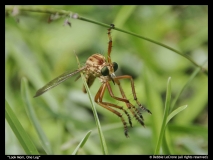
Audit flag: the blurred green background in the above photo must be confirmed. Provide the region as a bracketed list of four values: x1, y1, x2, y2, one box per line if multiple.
[5, 5, 208, 155]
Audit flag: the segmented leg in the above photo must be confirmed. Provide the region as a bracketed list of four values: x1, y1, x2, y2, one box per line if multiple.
[115, 75, 152, 114]
[107, 27, 112, 63]
[98, 82, 132, 127]
[106, 81, 145, 127]
[95, 83, 129, 137]
[114, 78, 144, 120]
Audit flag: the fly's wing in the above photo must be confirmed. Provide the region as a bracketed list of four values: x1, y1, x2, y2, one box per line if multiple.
[34, 66, 86, 98]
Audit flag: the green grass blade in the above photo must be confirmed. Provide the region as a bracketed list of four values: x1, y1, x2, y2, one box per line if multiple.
[162, 131, 171, 155]
[166, 105, 188, 125]
[61, 123, 122, 151]
[163, 60, 206, 154]
[5, 100, 39, 155]
[154, 77, 171, 155]
[161, 105, 188, 155]
[155, 84, 188, 154]
[80, 73, 108, 155]
[21, 77, 53, 155]
[75, 55, 108, 155]
[72, 130, 92, 155]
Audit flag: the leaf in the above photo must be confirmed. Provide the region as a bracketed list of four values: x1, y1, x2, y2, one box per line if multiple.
[5, 100, 39, 155]
[72, 130, 92, 155]
[166, 105, 188, 125]
[154, 77, 171, 155]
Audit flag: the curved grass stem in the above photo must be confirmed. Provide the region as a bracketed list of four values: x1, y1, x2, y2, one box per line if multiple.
[5, 6, 208, 75]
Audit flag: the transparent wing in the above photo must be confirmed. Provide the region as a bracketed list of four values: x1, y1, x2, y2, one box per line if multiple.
[34, 66, 86, 97]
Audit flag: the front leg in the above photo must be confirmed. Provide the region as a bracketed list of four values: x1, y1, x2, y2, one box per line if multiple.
[94, 83, 129, 137]
[106, 81, 145, 127]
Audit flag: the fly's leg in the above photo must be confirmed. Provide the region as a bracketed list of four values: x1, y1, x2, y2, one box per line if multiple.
[95, 83, 129, 137]
[106, 81, 145, 127]
[115, 75, 152, 115]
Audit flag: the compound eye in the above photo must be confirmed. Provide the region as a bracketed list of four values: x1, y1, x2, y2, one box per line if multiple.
[112, 62, 118, 72]
[101, 66, 109, 76]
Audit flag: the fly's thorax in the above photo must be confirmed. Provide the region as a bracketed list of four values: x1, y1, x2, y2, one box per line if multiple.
[86, 54, 106, 65]
[85, 54, 107, 77]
